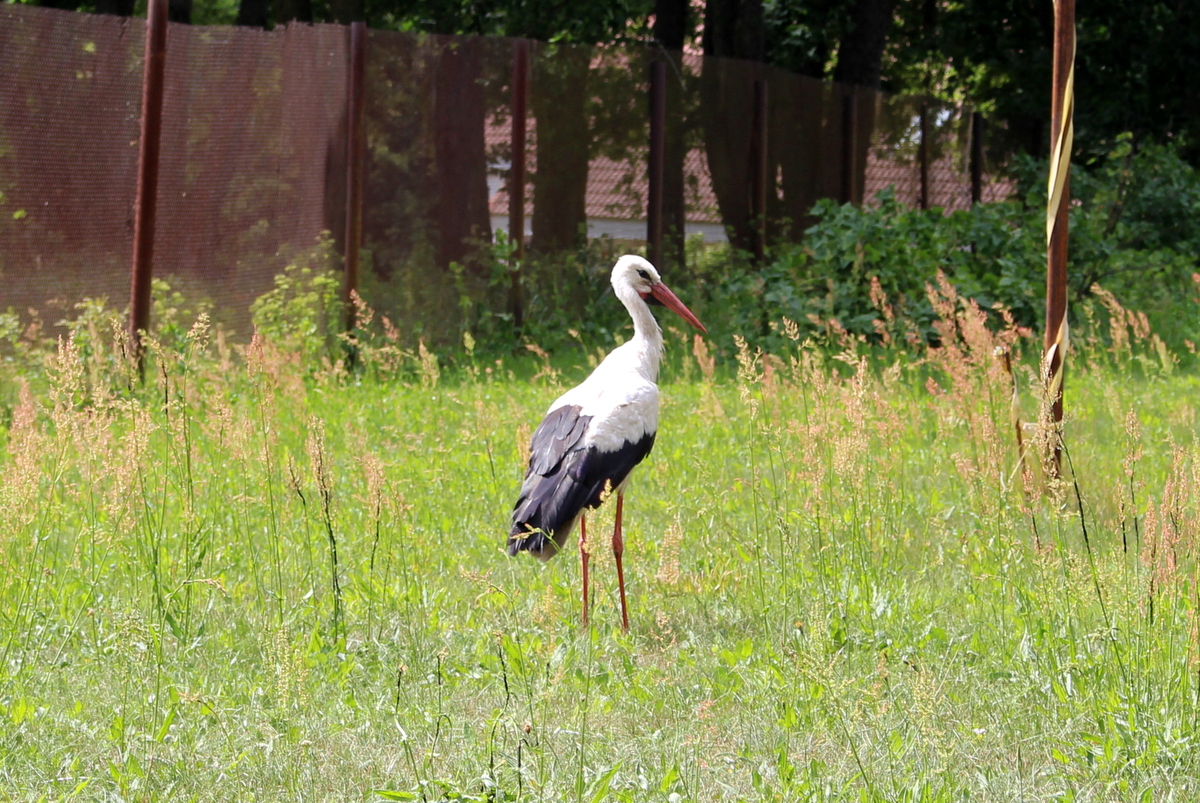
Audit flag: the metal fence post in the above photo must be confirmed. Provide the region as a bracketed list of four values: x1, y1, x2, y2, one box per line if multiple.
[750, 78, 768, 263]
[128, 0, 168, 372]
[647, 59, 666, 268]
[1044, 0, 1075, 476]
[342, 20, 366, 334]
[509, 39, 529, 331]
[970, 111, 984, 205]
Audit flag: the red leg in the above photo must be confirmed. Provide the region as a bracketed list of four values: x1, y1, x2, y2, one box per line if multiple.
[613, 492, 629, 633]
[580, 513, 590, 627]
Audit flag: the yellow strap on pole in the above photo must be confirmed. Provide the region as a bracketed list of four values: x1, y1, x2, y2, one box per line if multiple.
[1043, 318, 1069, 396]
[1046, 41, 1076, 247]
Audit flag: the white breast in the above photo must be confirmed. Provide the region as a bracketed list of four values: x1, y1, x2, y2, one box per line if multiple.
[548, 342, 660, 454]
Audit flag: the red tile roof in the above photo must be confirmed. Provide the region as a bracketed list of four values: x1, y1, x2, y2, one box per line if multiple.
[485, 115, 721, 225]
[485, 110, 1011, 235]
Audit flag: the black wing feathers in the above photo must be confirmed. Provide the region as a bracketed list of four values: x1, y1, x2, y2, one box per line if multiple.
[530, 404, 590, 476]
[509, 406, 592, 557]
[508, 405, 656, 559]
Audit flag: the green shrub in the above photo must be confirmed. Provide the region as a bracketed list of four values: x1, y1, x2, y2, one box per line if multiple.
[249, 243, 342, 362]
[706, 138, 1200, 357]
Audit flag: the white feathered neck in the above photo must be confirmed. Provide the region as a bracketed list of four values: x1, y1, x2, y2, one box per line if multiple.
[610, 269, 663, 383]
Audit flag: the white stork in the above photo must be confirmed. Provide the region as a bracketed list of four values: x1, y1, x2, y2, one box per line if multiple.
[507, 254, 707, 631]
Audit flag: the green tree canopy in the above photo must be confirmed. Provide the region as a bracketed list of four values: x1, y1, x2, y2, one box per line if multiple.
[18, 0, 1200, 163]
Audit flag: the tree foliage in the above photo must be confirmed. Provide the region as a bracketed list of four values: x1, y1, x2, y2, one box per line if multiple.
[24, 0, 1200, 163]
[886, 0, 1200, 164]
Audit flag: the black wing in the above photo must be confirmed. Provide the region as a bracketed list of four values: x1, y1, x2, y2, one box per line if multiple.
[508, 404, 656, 560]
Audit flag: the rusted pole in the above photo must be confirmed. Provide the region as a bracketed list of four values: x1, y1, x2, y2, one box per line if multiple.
[128, 0, 168, 371]
[1044, 0, 1075, 476]
[343, 21, 366, 333]
[509, 39, 529, 331]
[918, 100, 929, 210]
[750, 78, 768, 264]
[970, 111, 984, 205]
[840, 88, 857, 205]
[647, 59, 666, 268]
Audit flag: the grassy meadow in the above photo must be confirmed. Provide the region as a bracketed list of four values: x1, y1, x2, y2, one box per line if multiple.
[2, 283, 1200, 802]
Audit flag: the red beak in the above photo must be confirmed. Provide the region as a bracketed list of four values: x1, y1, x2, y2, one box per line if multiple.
[644, 282, 707, 334]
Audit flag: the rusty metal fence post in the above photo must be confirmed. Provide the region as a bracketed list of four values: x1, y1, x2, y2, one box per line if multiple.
[647, 59, 666, 268]
[508, 39, 529, 331]
[970, 111, 984, 205]
[342, 20, 366, 334]
[128, 0, 168, 371]
[750, 78, 768, 264]
[1044, 0, 1075, 476]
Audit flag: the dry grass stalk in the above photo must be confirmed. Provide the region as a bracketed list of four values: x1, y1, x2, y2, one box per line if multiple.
[306, 417, 343, 637]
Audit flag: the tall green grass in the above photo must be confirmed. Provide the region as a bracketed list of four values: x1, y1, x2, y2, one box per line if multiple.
[0, 282, 1198, 801]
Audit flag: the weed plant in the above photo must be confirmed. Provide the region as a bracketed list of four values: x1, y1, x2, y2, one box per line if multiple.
[1, 268, 1199, 801]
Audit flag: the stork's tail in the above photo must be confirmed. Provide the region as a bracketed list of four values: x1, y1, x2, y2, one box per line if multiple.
[506, 511, 580, 561]
[508, 466, 588, 561]
[507, 524, 566, 561]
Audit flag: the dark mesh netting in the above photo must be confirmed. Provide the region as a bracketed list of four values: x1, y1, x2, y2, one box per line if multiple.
[153, 20, 348, 331]
[0, 5, 143, 320]
[357, 31, 512, 345]
[0, 4, 346, 336]
[0, 4, 1009, 345]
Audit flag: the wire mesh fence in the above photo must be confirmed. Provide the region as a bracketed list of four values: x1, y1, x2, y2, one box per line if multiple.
[0, 3, 1013, 345]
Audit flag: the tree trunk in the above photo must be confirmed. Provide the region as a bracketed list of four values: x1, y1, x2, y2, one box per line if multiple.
[701, 0, 765, 254]
[94, 0, 135, 16]
[702, 0, 763, 61]
[830, 0, 894, 207]
[275, 0, 313, 24]
[236, 0, 270, 28]
[168, 0, 190, 23]
[530, 45, 591, 256]
[660, 61, 689, 270]
[655, 0, 689, 51]
[700, 60, 758, 253]
[773, 76, 838, 235]
[832, 0, 896, 88]
[655, 0, 691, 270]
[329, 0, 362, 24]
[433, 41, 492, 272]
[168, 0, 191, 24]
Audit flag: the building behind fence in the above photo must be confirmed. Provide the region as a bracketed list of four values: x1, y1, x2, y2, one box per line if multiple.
[0, 3, 1011, 346]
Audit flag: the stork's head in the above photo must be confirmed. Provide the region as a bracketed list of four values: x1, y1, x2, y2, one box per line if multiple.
[611, 255, 707, 333]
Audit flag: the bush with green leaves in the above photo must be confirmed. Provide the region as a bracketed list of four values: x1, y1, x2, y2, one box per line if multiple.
[249, 242, 342, 362]
[1019, 136, 1200, 324]
[705, 139, 1200, 357]
[255, 139, 1199, 367]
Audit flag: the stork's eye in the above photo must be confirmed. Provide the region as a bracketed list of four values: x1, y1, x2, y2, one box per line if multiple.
[636, 268, 650, 280]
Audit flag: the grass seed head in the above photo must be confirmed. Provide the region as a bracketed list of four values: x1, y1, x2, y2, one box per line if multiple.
[515, 421, 531, 467]
[692, 334, 716, 381]
[418, 339, 441, 389]
[655, 518, 683, 586]
[266, 625, 310, 711]
[0, 380, 45, 532]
